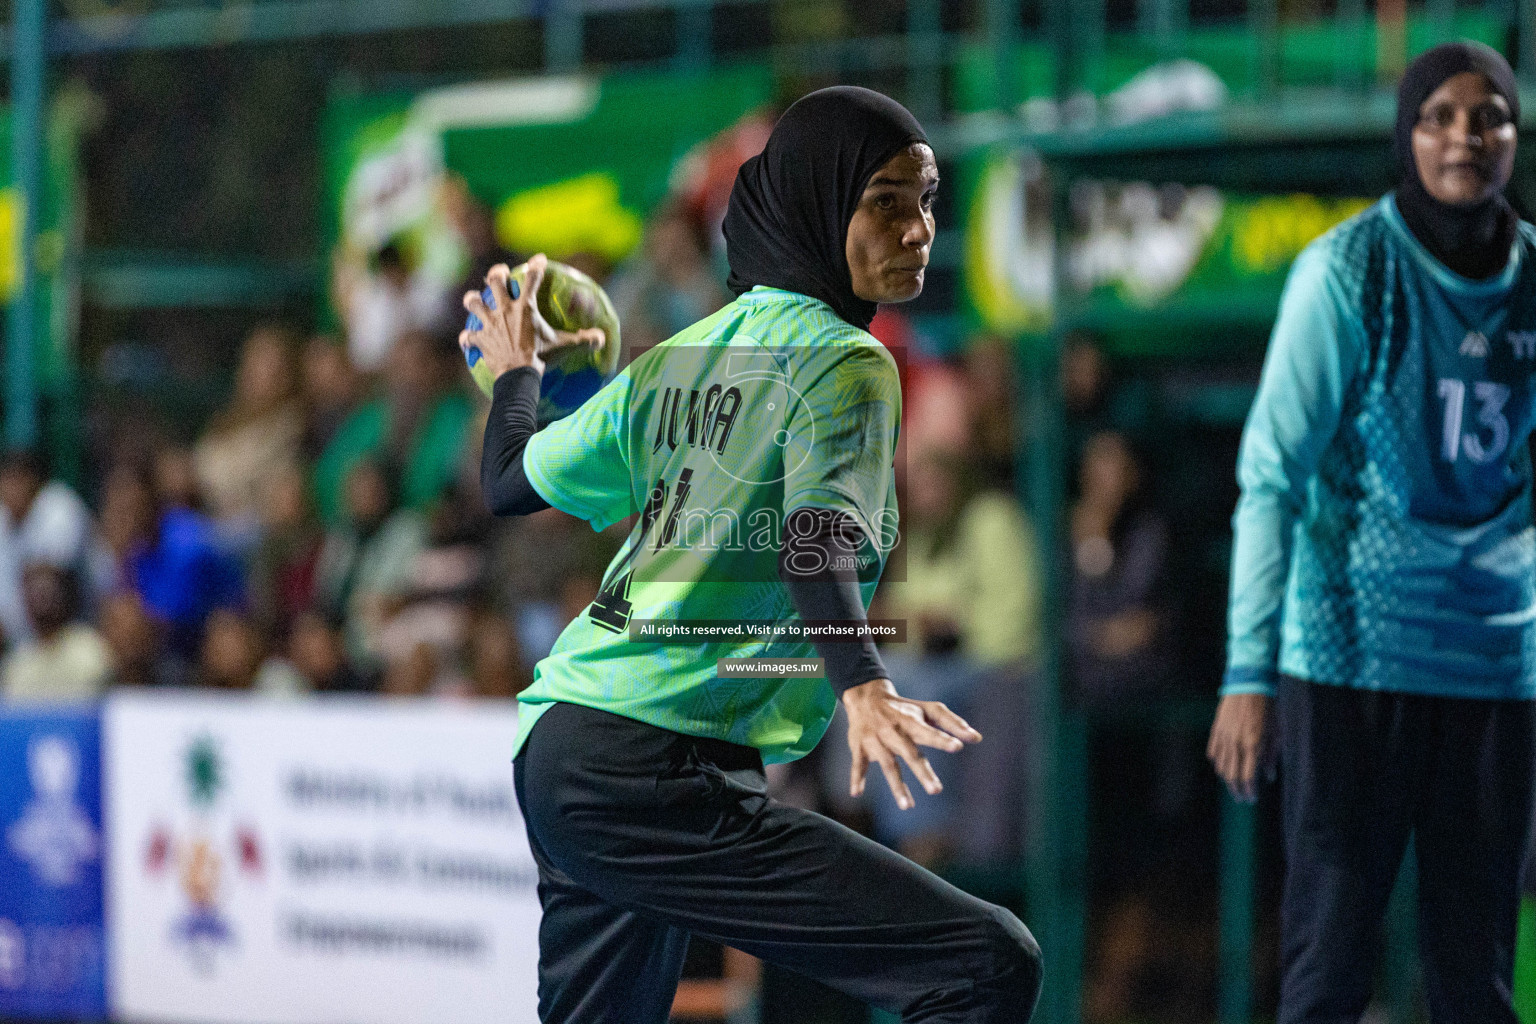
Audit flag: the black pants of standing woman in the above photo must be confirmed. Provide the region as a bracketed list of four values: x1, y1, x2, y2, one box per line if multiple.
[1277, 675, 1536, 1024]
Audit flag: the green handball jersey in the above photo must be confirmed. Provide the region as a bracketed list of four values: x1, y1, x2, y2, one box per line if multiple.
[512, 286, 903, 763]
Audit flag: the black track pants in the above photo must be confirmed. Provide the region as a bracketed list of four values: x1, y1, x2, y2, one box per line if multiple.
[513, 700, 1042, 1023]
[1276, 676, 1536, 1024]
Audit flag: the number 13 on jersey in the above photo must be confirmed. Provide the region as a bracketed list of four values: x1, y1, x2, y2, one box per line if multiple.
[1438, 378, 1512, 464]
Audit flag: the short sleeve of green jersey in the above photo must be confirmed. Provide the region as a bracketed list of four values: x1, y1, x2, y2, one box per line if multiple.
[782, 346, 901, 533]
[523, 373, 635, 532]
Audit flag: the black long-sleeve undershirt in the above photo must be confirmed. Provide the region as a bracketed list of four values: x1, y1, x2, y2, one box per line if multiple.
[480, 367, 888, 693]
[481, 367, 552, 517]
[777, 509, 890, 696]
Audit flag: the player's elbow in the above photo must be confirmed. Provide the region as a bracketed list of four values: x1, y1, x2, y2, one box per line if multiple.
[482, 479, 543, 518]
[484, 493, 518, 518]
[1233, 481, 1305, 527]
[480, 449, 554, 517]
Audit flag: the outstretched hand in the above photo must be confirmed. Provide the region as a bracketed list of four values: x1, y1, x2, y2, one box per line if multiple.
[844, 678, 982, 810]
[459, 254, 605, 380]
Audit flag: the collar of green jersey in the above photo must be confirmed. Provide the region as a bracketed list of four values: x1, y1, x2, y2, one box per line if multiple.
[738, 285, 831, 306]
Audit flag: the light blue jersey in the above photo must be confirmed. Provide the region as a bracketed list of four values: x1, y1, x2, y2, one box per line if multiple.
[1224, 195, 1536, 700]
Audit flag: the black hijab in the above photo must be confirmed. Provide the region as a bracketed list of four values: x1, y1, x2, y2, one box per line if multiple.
[1395, 41, 1520, 280]
[723, 86, 928, 330]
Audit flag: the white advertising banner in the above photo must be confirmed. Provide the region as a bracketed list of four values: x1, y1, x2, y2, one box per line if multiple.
[103, 692, 538, 1024]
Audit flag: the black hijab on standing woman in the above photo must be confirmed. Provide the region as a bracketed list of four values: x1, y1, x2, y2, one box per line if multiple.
[1395, 41, 1520, 280]
[723, 86, 927, 330]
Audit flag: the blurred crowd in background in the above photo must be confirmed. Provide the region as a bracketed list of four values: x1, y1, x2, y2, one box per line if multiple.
[1, 159, 1234, 1023]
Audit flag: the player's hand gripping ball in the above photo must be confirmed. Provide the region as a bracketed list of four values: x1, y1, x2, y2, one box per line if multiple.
[462, 259, 622, 425]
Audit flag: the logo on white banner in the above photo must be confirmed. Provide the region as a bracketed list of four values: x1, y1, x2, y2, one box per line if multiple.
[142, 735, 263, 975]
[6, 736, 97, 887]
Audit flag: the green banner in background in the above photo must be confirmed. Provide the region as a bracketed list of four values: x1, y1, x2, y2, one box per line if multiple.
[963, 149, 1055, 337]
[1061, 182, 1370, 311]
[1, 100, 85, 482]
[1, 103, 81, 386]
[321, 65, 774, 323]
[962, 145, 1370, 355]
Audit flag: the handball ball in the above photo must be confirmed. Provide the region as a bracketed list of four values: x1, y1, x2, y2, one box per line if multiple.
[463, 259, 622, 425]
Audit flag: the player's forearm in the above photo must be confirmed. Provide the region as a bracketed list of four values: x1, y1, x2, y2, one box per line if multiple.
[1222, 489, 1297, 697]
[1222, 253, 1353, 697]
[779, 509, 889, 695]
[481, 367, 553, 517]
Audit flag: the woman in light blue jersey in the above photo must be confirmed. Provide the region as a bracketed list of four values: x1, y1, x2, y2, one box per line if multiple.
[1209, 41, 1536, 1023]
